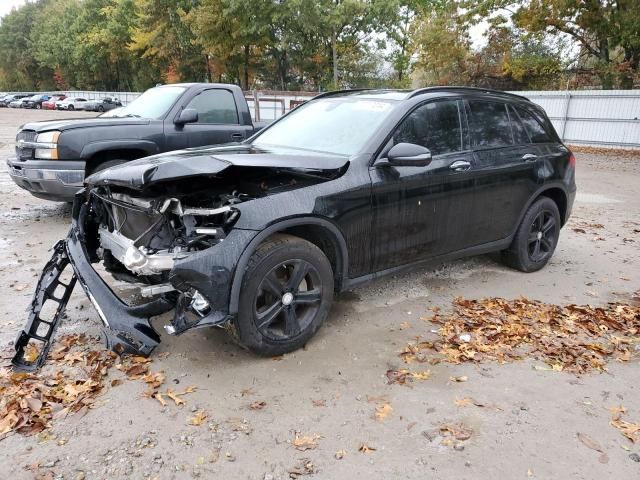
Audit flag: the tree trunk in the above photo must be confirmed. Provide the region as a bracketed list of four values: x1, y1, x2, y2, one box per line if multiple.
[332, 30, 338, 87]
[244, 44, 250, 90]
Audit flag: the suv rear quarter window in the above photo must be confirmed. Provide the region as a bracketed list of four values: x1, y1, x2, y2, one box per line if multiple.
[467, 100, 513, 148]
[514, 105, 552, 143]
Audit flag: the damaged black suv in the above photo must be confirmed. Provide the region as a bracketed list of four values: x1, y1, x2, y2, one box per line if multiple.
[14, 87, 576, 369]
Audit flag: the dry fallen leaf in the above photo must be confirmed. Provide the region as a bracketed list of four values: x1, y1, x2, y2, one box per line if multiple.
[577, 432, 609, 463]
[311, 399, 326, 407]
[440, 423, 473, 441]
[249, 401, 266, 410]
[189, 410, 208, 426]
[288, 458, 316, 477]
[374, 402, 393, 422]
[335, 449, 347, 460]
[449, 375, 468, 383]
[454, 397, 473, 407]
[358, 443, 376, 454]
[292, 433, 322, 451]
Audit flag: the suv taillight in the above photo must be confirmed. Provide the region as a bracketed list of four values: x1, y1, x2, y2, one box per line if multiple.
[568, 152, 576, 167]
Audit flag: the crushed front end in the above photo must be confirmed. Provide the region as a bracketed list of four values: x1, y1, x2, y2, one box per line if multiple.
[13, 182, 260, 369]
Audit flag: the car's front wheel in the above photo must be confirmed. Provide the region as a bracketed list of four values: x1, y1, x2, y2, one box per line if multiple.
[68, 105, 74, 111]
[502, 197, 561, 273]
[233, 234, 334, 356]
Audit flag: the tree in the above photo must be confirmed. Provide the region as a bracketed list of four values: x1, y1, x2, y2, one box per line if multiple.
[466, 0, 640, 89]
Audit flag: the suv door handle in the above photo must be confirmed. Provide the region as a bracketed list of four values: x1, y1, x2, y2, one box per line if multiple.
[231, 133, 244, 141]
[522, 153, 538, 162]
[449, 160, 471, 172]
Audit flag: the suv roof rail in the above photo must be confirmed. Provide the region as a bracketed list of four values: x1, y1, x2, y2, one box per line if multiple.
[312, 89, 371, 100]
[408, 86, 529, 101]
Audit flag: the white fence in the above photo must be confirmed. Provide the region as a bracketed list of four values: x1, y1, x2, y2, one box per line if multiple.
[515, 90, 640, 150]
[5, 88, 640, 149]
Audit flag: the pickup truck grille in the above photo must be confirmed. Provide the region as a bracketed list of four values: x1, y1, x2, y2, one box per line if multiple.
[15, 130, 37, 161]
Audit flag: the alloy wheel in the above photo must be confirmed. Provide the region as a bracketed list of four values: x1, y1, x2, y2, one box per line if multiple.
[254, 259, 322, 341]
[528, 210, 556, 262]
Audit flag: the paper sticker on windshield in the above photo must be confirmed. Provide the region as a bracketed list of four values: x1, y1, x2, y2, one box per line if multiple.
[353, 101, 392, 112]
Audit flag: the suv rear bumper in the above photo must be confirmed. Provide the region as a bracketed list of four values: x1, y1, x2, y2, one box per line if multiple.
[6, 158, 85, 201]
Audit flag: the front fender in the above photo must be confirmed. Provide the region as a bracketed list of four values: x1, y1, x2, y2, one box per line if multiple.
[80, 140, 160, 160]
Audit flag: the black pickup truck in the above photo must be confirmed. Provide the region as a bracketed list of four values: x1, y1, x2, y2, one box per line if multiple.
[7, 83, 267, 201]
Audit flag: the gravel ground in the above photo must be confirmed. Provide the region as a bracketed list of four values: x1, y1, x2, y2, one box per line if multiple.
[0, 109, 639, 479]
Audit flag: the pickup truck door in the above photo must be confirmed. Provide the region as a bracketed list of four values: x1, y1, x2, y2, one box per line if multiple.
[370, 99, 477, 272]
[164, 88, 255, 151]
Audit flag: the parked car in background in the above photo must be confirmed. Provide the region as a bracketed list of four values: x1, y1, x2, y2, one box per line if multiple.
[1, 94, 23, 107]
[56, 97, 88, 110]
[83, 96, 122, 112]
[8, 83, 269, 201]
[42, 95, 66, 110]
[8, 95, 35, 108]
[24, 94, 51, 109]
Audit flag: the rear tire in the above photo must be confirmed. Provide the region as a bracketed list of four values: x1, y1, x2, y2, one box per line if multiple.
[502, 197, 561, 273]
[233, 234, 334, 356]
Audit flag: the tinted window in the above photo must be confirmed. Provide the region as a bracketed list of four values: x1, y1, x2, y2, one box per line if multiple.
[393, 100, 462, 155]
[515, 106, 552, 143]
[467, 101, 512, 147]
[508, 105, 530, 144]
[185, 89, 239, 124]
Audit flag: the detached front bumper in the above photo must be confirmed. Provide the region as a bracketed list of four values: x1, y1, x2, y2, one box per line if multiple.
[6, 158, 85, 201]
[66, 228, 173, 354]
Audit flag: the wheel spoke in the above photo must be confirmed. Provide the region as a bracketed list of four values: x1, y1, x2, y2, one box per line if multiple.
[540, 237, 552, 252]
[528, 231, 539, 244]
[294, 288, 321, 305]
[256, 301, 284, 330]
[532, 240, 541, 259]
[284, 307, 300, 336]
[262, 271, 283, 297]
[287, 261, 309, 291]
[542, 216, 555, 234]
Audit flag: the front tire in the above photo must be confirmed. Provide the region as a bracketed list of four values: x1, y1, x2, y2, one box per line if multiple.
[502, 197, 561, 273]
[68, 105, 74, 111]
[233, 234, 334, 356]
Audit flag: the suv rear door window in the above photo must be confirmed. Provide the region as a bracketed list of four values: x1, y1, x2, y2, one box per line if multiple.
[514, 106, 552, 143]
[393, 100, 462, 155]
[185, 89, 239, 124]
[467, 100, 513, 148]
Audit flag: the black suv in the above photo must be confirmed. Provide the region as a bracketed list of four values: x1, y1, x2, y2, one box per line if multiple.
[14, 87, 576, 369]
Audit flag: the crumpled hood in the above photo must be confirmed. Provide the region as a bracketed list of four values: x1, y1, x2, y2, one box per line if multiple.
[20, 117, 150, 133]
[85, 144, 349, 189]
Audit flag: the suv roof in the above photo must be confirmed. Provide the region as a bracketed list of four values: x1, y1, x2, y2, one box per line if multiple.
[315, 87, 529, 102]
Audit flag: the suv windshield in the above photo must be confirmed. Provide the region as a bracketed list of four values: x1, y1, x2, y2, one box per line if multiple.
[108, 86, 185, 119]
[252, 97, 397, 156]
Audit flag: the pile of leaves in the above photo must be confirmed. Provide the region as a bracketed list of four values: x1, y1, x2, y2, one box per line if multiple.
[401, 298, 639, 374]
[0, 335, 117, 439]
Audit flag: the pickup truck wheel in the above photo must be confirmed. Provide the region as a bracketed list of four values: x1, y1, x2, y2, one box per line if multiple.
[502, 197, 560, 273]
[89, 159, 127, 175]
[234, 234, 334, 356]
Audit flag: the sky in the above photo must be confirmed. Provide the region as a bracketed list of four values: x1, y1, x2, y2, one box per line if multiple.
[0, 0, 26, 19]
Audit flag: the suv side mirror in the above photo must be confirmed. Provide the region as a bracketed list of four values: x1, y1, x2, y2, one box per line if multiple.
[175, 108, 198, 125]
[387, 143, 432, 167]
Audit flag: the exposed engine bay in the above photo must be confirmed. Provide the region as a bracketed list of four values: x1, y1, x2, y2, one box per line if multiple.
[90, 167, 331, 283]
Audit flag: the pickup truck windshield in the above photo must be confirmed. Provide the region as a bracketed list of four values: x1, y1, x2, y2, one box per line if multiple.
[252, 97, 397, 156]
[109, 86, 185, 119]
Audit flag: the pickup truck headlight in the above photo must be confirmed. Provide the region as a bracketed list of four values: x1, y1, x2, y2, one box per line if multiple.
[34, 131, 60, 160]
